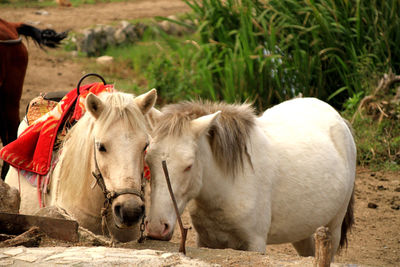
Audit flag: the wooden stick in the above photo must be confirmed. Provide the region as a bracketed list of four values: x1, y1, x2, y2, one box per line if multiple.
[0, 227, 44, 248]
[314, 226, 332, 267]
[162, 160, 188, 255]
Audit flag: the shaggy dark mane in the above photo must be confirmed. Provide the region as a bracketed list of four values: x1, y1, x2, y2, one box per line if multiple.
[155, 100, 256, 177]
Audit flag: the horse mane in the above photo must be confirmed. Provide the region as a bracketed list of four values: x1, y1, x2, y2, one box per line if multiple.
[58, 92, 148, 189]
[155, 100, 256, 177]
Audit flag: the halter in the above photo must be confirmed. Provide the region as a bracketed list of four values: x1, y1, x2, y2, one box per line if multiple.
[91, 141, 146, 242]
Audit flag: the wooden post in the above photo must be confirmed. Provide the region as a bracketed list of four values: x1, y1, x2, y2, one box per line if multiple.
[314, 226, 332, 267]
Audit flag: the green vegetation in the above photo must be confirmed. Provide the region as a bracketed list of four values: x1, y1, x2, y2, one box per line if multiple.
[96, 0, 400, 109]
[5, 0, 399, 169]
[0, 0, 129, 8]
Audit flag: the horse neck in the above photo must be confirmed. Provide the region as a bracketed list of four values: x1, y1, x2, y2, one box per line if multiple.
[194, 126, 267, 210]
[195, 135, 233, 205]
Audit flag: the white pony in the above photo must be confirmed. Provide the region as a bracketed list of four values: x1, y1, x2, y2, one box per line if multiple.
[144, 97, 356, 257]
[6, 89, 157, 242]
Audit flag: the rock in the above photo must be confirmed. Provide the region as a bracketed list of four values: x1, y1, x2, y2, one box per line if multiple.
[114, 28, 127, 44]
[79, 28, 96, 56]
[122, 23, 138, 43]
[134, 23, 148, 38]
[103, 25, 117, 47]
[34, 10, 49, 16]
[74, 20, 193, 56]
[0, 179, 20, 213]
[96, 56, 114, 65]
[34, 206, 67, 219]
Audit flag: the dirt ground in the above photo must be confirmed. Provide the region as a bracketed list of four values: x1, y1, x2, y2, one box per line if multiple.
[1, 2, 399, 266]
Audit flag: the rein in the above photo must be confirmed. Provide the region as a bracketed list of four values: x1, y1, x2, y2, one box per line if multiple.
[91, 141, 146, 242]
[0, 37, 22, 45]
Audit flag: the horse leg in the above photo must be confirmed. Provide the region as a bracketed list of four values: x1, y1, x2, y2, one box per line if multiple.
[0, 44, 28, 180]
[246, 235, 267, 253]
[0, 109, 8, 179]
[5, 166, 40, 214]
[291, 236, 315, 257]
[1, 92, 21, 180]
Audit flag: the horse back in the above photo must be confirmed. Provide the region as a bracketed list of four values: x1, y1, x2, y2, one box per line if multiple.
[256, 97, 356, 243]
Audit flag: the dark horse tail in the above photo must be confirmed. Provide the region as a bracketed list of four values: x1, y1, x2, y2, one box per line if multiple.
[339, 188, 354, 249]
[16, 24, 68, 48]
[339, 118, 355, 250]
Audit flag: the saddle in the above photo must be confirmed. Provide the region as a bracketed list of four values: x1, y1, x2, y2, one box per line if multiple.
[26, 91, 68, 125]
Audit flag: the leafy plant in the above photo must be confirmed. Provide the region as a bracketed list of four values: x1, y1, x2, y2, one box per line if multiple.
[152, 0, 400, 109]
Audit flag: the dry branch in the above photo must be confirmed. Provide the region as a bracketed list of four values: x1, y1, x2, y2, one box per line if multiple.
[162, 160, 188, 255]
[352, 71, 400, 123]
[0, 227, 44, 248]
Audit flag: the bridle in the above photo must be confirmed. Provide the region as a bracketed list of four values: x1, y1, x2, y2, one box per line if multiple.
[91, 141, 146, 243]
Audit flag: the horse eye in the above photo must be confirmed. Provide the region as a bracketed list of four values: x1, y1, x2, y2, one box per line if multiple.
[97, 143, 107, 152]
[184, 165, 192, 172]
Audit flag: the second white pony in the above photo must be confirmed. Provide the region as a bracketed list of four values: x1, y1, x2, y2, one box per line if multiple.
[144, 97, 356, 257]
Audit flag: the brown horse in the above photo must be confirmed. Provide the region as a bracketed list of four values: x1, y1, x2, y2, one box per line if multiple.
[0, 18, 67, 180]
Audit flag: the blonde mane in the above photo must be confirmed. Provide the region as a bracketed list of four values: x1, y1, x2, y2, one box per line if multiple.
[154, 100, 256, 177]
[57, 92, 148, 191]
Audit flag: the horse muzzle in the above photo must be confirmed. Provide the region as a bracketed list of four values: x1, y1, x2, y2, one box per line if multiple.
[144, 218, 174, 241]
[112, 195, 144, 228]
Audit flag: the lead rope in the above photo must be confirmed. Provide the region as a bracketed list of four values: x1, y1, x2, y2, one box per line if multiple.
[138, 178, 146, 243]
[138, 149, 150, 243]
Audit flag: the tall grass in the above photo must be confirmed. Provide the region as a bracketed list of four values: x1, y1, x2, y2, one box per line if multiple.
[154, 0, 400, 109]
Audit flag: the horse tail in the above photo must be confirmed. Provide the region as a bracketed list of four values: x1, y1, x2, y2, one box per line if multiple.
[16, 23, 68, 48]
[339, 187, 354, 249]
[339, 118, 356, 250]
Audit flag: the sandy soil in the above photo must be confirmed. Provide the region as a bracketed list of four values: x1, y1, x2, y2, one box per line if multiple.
[1, 2, 399, 266]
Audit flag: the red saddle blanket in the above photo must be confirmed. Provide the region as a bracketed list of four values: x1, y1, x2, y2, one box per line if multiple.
[0, 82, 114, 175]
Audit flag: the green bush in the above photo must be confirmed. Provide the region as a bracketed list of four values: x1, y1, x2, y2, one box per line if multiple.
[152, 0, 400, 109]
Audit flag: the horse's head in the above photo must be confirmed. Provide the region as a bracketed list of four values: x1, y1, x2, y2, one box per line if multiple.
[144, 110, 220, 240]
[86, 89, 157, 229]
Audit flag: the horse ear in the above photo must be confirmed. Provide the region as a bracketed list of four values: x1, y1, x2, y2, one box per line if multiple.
[190, 111, 221, 138]
[135, 89, 157, 115]
[86, 93, 104, 119]
[146, 107, 163, 130]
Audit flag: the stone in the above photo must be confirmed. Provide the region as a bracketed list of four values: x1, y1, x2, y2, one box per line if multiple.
[3, 247, 25, 256]
[34, 10, 49, 16]
[13, 254, 38, 263]
[96, 56, 114, 65]
[0, 179, 20, 213]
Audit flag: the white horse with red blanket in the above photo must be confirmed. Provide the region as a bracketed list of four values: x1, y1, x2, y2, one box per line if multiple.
[4, 86, 157, 242]
[144, 97, 356, 258]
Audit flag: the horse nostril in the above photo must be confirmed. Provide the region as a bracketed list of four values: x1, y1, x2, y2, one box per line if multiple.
[114, 204, 123, 220]
[162, 223, 170, 236]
